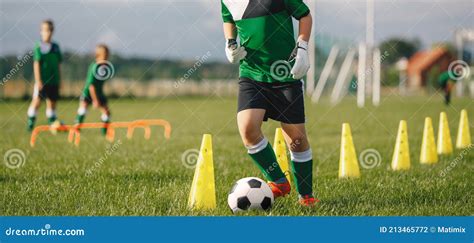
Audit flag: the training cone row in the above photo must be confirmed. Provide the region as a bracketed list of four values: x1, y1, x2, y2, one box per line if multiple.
[188, 111, 471, 209]
[338, 109, 471, 177]
[188, 134, 216, 210]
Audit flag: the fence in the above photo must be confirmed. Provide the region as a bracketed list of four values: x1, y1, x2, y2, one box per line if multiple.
[0, 79, 238, 99]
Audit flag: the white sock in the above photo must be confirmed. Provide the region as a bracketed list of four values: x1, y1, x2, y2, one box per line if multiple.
[27, 107, 37, 117]
[290, 149, 313, 162]
[77, 107, 87, 116]
[246, 138, 268, 154]
[101, 113, 110, 122]
[46, 108, 56, 118]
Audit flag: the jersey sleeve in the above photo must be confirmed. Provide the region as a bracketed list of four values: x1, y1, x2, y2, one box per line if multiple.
[284, 0, 310, 20]
[33, 44, 41, 61]
[221, 1, 235, 23]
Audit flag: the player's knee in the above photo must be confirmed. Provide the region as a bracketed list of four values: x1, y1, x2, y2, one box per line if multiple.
[287, 135, 309, 152]
[240, 125, 263, 146]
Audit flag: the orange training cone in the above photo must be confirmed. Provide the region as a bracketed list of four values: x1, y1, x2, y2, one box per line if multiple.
[338, 123, 360, 178]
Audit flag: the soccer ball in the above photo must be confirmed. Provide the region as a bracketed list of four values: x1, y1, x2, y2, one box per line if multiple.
[227, 177, 274, 213]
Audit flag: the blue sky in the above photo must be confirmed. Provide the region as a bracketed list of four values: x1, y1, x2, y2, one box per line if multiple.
[0, 0, 473, 60]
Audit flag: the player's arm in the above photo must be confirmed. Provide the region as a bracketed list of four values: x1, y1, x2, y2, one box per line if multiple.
[286, 0, 312, 79]
[33, 46, 43, 89]
[86, 64, 99, 107]
[89, 85, 99, 108]
[221, 1, 246, 64]
[58, 64, 62, 89]
[33, 61, 42, 89]
[223, 23, 237, 40]
[291, 13, 312, 79]
[57, 45, 63, 88]
[297, 13, 312, 42]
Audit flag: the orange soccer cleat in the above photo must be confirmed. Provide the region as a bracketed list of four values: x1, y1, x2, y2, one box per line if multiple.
[267, 181, 291, 199]
[298, 195, 320, 207]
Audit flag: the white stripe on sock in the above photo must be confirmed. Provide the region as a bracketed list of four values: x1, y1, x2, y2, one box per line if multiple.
[246, 138, 268, 154]
[290, 149, 312, 162]
[27, 107, 36, 117]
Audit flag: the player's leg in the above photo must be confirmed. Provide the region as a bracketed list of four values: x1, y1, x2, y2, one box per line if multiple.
[99, 103, 111, 135]
[44, 84, 61, 124]
[75, 100, 89, 124]
[445, 82, 454, 105]
[237, 109, 290, 197]
[280, 123, 317, 206]
[45, 98, 58, 124]
[26, 88, 42, 131]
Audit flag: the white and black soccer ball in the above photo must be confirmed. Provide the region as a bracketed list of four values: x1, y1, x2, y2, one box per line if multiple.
[227, 177, 274, 213]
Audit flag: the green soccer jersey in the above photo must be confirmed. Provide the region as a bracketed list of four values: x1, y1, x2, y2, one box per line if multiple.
[33, 41, 62, 85]
[438, 71, 457, 87]
[221, 0, 310, 83]
[82, 62, 107, 98]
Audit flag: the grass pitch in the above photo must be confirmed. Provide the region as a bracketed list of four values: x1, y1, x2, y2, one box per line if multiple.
[1, 95, 472, 216]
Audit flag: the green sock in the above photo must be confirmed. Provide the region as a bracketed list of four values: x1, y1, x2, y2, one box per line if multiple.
[290, 150, 313, 196]
[247, 138, 286, 182]
[75, 114, 85, 124]
[27, 116, 36, 131]
[48, 116, 57, 124]
[101, 114, 110, 135]
[101, 122, 109, 135]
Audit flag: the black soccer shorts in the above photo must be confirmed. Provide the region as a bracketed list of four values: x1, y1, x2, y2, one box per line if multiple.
[237, 77, 305, 124]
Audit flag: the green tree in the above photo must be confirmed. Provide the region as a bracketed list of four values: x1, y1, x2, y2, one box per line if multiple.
[379, 38, 421, 64]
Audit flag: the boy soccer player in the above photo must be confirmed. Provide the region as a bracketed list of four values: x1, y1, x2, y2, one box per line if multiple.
[438, 70, 458, 105]
[27, 19, 62, 131]
[75, 44, 112, 135]
[221, 0, 317, 206]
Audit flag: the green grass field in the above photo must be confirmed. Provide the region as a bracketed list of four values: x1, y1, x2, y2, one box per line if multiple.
[1, 95, 473, 216]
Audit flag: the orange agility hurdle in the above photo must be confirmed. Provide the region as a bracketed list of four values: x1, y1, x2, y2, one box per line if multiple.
[128, 119, 172, 140]
[68, 122, 142, 146]
[30, 119, 171, 147]
[30, 124, 73, 147]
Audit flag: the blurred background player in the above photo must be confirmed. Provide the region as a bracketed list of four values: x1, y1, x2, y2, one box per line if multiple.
[75, 44, 112, 135]
[221, 0, 316, 206]
[27, 19, 62, 131]
[438, 69, 459, 105]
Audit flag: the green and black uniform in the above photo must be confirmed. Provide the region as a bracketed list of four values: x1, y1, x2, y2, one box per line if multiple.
[76, 62, 111, 134]
[33, 41, 62, 101]
[221, 0, 313, 197]
[438, 70, 457, 88]
[438, 70, 458, 105]
[80, 62, 109, 105]
[222, 0, 309, 124]
[222, 0, 309, 83]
